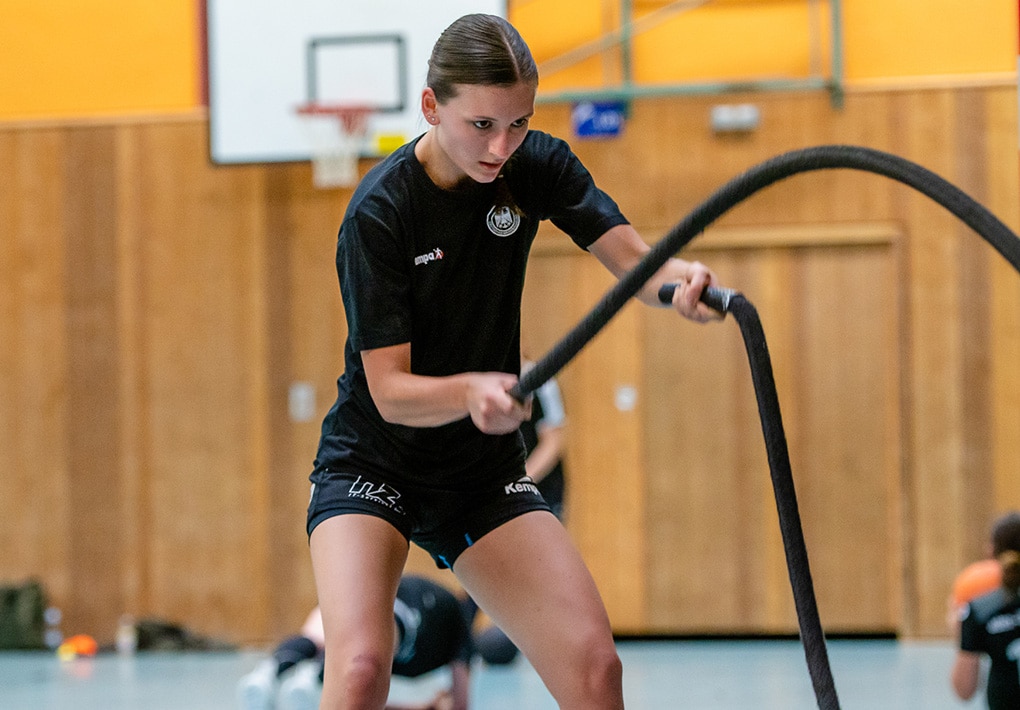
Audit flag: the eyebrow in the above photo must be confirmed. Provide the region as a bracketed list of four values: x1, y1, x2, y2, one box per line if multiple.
[470, 111, 534, 123]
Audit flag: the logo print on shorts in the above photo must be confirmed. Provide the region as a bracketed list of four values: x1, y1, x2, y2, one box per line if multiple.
[504, 476, 540, 496]
[486, 206, 520, 237]
[348, 476, 405, 514]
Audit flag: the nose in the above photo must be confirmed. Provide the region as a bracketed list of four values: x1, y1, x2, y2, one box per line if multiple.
[489, 130, 513, 160]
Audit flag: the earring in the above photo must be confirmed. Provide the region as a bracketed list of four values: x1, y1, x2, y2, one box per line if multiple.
[427, 114, 437, 124]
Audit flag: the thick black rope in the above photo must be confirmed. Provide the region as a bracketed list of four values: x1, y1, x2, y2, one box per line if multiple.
[509, 145, 1020, 710]
[686, 287, 842, 709]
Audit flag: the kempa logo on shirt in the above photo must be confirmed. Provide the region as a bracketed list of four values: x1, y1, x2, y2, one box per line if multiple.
[487, 205, 520, 237]
[414, 248, 444, 266]
[504, 476, 540, 496]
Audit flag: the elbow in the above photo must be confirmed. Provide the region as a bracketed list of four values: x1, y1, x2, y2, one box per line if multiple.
[372, 397, 408, 426]
[365, 379, 407, 425]
[951, 658, 980, 700]
[952, 682, 976, 701]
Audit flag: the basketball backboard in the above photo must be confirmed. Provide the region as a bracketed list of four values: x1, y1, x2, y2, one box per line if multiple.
[206, 0, 506, 165]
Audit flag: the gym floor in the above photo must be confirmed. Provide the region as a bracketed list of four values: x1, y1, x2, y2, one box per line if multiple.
[1, 638, 969, 709]
[1, 636, 971, 710]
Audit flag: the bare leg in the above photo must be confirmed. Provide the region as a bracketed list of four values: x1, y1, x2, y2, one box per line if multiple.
[453, 511, 624, 709]
[310, 514, 409, 710]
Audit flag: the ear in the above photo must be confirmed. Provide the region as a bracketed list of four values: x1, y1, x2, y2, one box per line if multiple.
[421, 88, 439, 124]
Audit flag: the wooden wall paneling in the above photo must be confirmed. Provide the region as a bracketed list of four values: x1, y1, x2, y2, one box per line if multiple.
[895, 90, 973, 637]
[784, 243, 901, 632]
[990, 249, 1020, 507]
[113, 124, 148, 626]
[643, 224, 901, 634]
[62, 125, 128, 640]
[131, 120, 272, 641]
[952, 89, 997, 573]
[733, 246, 803, 631]
[0, 127, 73, 607]
[262, 166, 307, 640]
[261, 166, 351, 639]
[981, 88, 1020, 514]
[0, 132, 16, 583]
[557, 256, 649, 631]
[642, 249, 777, 633]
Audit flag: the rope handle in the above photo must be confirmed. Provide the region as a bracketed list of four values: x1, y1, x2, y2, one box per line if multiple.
[657, 283, 738, 313]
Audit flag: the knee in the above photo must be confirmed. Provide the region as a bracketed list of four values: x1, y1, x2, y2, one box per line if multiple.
[581, 643, 623, 697]
[324, 651, 391, 705]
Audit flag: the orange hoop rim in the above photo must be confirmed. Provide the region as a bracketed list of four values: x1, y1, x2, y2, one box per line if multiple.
[295, 103, 374, 135]
[294, 102, 374, 118]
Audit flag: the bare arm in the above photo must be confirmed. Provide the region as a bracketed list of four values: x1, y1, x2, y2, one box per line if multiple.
[299, 607, 325, 650]
[446, 660, 470, 710]
[361, 343, 530, 434]
[525, 424, 565, 484]
[588, 223, 722, 322]
[951, 650, 981, 700]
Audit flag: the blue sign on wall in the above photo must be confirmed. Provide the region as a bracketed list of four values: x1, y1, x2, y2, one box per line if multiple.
[571, 101, 627, 139]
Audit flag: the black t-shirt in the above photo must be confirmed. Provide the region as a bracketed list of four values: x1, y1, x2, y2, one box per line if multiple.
[315, 130, 627, 485]
[391, 576, 473, 678]
[960, 588, 1020, 709]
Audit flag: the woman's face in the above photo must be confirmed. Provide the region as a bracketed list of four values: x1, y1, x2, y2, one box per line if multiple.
[421, 81, 536, 189]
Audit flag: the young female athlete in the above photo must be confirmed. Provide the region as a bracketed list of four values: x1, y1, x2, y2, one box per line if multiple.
[951, 511, 1020, 709]
[307, 13, 721, 709]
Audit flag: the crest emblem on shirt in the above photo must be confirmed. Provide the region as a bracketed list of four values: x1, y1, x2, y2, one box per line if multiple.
[486, 206, 520, 237]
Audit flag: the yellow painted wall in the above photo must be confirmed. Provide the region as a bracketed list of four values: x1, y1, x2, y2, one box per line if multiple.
[515, 0, 1017, 90]
[0, 0, 1016, 123]
[0, 0, 199, 120]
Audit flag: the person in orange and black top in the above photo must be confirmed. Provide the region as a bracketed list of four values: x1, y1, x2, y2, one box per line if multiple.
[952, 511, 1020, 709]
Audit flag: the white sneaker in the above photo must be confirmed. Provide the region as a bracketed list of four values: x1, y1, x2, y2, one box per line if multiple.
[236, 659, 278, 710]
[278, 660, 322, 710]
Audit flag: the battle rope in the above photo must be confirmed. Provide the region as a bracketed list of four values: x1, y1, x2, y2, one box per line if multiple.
[660, 282, 842, 709]
[509, 145, 1020, 710]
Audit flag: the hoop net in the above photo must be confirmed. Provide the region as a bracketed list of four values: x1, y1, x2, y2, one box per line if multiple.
[295, 104, 372, 188]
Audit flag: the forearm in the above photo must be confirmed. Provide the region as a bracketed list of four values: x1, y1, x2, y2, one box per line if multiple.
[951, 651, 980, 700]
[362, 344, 528, 434]
[525, 428, 564, 483]
[447, 661, 470, 710]
[634, 257, 701, 307]
[588, 225, 719, 317]
[368, 370, 476, 427]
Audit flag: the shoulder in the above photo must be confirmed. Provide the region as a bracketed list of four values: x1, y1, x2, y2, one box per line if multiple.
[339, 141, 424, 245]
[521, 129, 571, 153]
[512, 130, 578, 171]
[967, 588, 1011, 624]
[952, 560, 1002, 606]
[346, 139, 422, 215]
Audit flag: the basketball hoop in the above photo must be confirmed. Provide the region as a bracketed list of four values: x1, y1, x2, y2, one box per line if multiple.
[295, 103, 373, 188]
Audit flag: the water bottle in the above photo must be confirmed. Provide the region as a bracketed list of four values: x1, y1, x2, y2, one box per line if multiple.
[43, 607, 62, 650]
[116, 614, 137, 656]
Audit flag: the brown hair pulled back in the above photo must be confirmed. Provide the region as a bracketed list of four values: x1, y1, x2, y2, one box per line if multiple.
[426, 14, 538, 102]
[992, 511, 1020, 596]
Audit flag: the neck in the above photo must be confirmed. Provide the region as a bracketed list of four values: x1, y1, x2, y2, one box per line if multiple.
[415, 132, 471, 190]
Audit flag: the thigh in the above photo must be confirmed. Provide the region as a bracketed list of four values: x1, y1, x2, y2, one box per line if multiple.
[452, 511, 614, 672]
[310, 514, 409, 657]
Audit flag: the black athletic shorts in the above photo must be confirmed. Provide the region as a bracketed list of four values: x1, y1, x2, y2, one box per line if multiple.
[307, 465, 552, 570]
